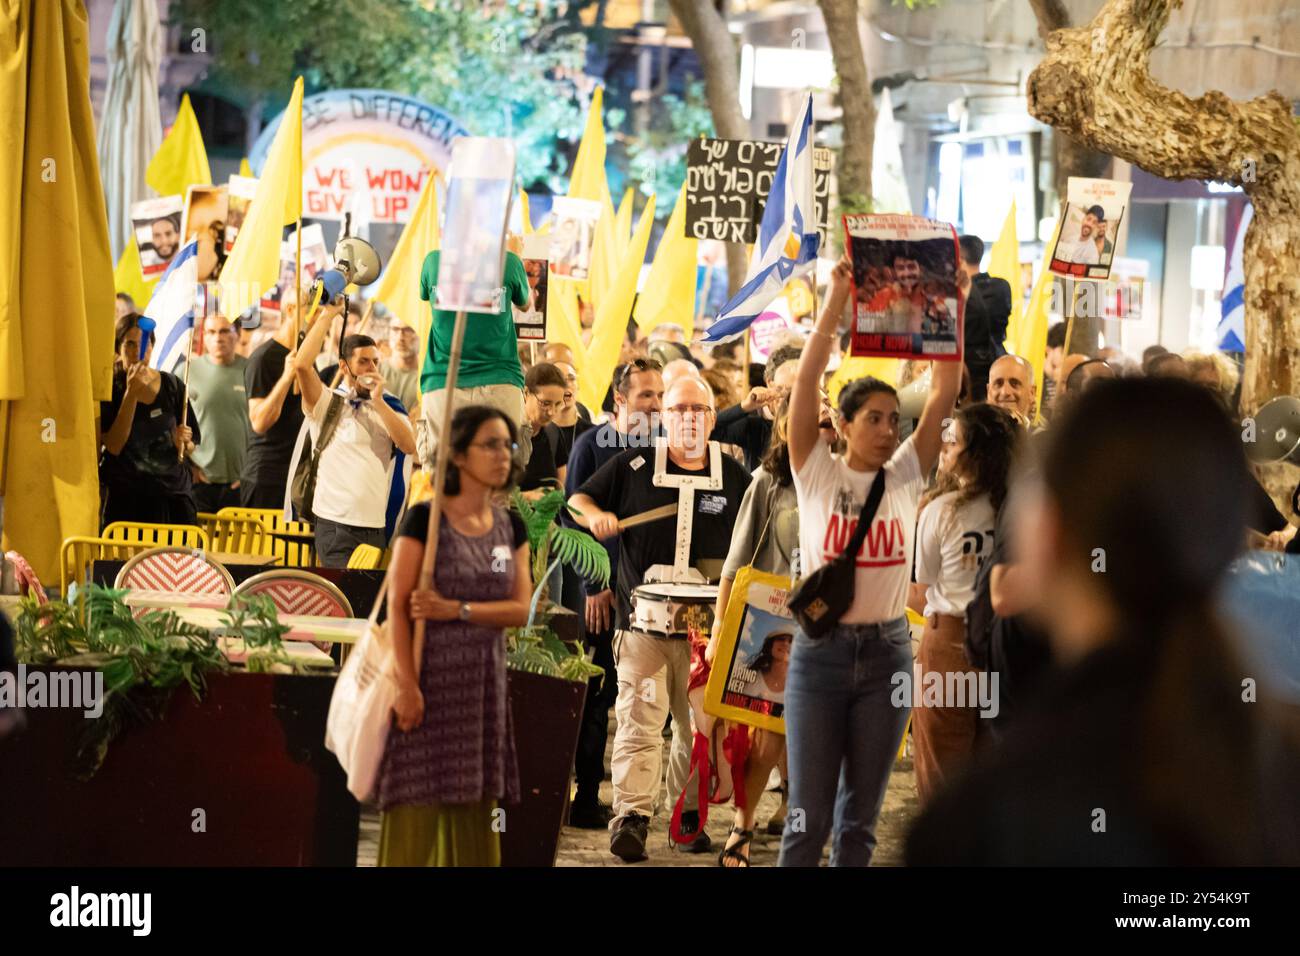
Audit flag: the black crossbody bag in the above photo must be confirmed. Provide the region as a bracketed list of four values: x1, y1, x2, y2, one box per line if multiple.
[787, 468, 887, 640]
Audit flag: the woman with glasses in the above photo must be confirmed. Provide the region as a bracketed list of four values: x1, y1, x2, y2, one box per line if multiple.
[780, 254, 965, 867]
[549, 360, 595, 466]
[376, 404, 532, 867]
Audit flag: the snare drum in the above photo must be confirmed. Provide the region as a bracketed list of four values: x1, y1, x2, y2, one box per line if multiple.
[631, 583, 719, 639]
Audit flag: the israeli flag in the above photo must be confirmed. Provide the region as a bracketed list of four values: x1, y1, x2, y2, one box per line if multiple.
[1217, 204, 1251, 353]
[144, 239, 201, 374]
[704, 94, 820, 342]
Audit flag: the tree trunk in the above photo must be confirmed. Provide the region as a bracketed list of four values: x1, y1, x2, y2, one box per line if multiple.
[668, 0, 750, 295]
[816, 0, 875, 224]
[1027, 0, 1300, 414]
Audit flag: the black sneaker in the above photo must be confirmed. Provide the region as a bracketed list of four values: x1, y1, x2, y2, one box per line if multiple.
[610, 813, 650, 862]
[569, 796, 614, 830]
[675, 810, 713, 854]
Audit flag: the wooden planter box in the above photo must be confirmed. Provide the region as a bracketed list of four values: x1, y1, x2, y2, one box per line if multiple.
[0, 668, 358, 866]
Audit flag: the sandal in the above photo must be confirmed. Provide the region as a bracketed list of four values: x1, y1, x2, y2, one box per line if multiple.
[765, 781, 789, 836]
[718, 827, 754, 868]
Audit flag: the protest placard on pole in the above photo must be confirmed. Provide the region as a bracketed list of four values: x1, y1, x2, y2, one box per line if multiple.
[131, 195, 184, 279]
[844, 214, 964, 361]
[224, 174, 258, 254]
[513, 233, 549, 342]
[1047, 177, 1132, 282]
[547, 196, 602, 282]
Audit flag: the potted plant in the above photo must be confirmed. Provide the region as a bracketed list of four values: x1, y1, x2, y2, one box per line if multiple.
[501, 488, 610, 867]
[0, 587, 358, 866]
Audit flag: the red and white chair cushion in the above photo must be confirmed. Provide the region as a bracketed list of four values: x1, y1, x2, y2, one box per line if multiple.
[120, 551, 232, 595]
[243, 580, 348, 618]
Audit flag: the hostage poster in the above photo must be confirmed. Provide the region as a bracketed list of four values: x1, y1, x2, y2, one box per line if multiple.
[1047, 177, 1132, 281]
[845, 214, 963, 361]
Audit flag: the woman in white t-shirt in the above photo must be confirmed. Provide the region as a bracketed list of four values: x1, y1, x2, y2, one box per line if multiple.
[913, 402, 1020, 803]
[778, 255, 964, 867]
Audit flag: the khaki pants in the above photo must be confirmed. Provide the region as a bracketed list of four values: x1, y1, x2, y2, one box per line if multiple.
[912, 615, 979, 804]
[610, 629, 698, 827]
[417, 384, 527, 470]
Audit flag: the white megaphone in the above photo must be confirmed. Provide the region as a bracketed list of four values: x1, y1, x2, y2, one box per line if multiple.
[1247, 395, 1300, 464]
[311, 236, 383, 305]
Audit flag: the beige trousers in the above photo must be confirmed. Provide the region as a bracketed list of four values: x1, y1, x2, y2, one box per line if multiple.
[610, 629, 698, 827]
[417, 383, 527, 470]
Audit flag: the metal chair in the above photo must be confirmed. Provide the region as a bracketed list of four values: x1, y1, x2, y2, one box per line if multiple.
[60, 536, 152, 597]
[198, 512, 269, 555]
[113, 546, 236, 596]
[233, 569, 353, 618]
[103, 521, 209, 550]
[346, 544, 386, 570]
[216, 507, 315, 566]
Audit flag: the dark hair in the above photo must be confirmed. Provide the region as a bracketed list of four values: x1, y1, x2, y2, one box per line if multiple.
[152, 212, 181, 232]
[114, 312, 143, 355]
[340, 334, 375, 362]
[1046, 321, 1068, 350]
[760, 394, 795, 486]
[444, 405, 522, 495]
[1043, 377, 1299, 862]
[764, 344, 802, 384]
[1143, 351, 1185, 376]
[745, 631, 794, 674]
[710, 341, 740, 363]
[838, 375, 898, 424]
[747, 362, 764, 389]
[1085, 204, 1106, 221]
[1065, 358, 1109, 392]
[615, 357, 663, 396]
[115, 292, 135, 307]
[958, 235, 984, 268]
[1141, 344, 1169, 364]
[525, 361, 566, 393]
[948, 403, 1020, 517]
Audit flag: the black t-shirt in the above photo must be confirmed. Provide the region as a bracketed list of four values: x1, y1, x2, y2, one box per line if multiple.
[99, 370, 199, 497]
[550, 418, 594, 472]
[398, 501, 527, 549]
[577, 446, 752, 628]
[963, 273, 1013, 363]
[521, 425, 563, 492]
[242, 338, 326, 487]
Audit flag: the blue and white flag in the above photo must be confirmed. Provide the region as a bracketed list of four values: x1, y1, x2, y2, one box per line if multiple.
[1217, 204, 1251, 353]
[704, 94, 820, 342]
[144, 238, 200, 374]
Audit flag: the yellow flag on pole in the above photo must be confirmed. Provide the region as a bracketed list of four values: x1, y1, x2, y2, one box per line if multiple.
[0, 0, 115, 582]
[146, 93, 212, 198]
[614, 187, 634, 260]
[1017, 258, 1057, 425]
[239, 156, 253, 178]
[219, 77, 303, 319]
[113, 238, 157, 307]
[519, 189, 533, 234]
[580, 195, 655, 411]
[373, 172, 440, 366]
[987, 202, 1023, 355]
[568, 87, 618, 308]
[632, 184, 696, 340]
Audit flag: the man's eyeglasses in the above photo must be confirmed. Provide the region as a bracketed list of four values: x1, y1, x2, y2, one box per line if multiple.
[470, 439, 518, 455]
[666, 404, 713, 416]
[615, 357, 663, 391]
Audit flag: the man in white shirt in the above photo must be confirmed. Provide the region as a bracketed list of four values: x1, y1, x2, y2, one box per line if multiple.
[293, 306, 417, 567]
[1054, 205, 1105, 265]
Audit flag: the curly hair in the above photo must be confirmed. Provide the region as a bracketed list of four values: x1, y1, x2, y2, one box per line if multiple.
[941, 402, 1021, 528]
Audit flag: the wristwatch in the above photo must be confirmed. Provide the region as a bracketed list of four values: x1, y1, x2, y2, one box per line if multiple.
[458, 602, 472, 622]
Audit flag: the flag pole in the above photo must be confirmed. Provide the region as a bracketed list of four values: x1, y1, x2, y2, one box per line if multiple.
[179, 315, 197, 461]
[411, 308, 468, 668]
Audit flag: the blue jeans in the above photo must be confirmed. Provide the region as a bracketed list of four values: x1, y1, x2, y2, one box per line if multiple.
[779, 617, 912, 867]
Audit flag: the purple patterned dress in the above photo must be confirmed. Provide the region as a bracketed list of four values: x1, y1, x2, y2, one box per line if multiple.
[376, 503, 522, 809]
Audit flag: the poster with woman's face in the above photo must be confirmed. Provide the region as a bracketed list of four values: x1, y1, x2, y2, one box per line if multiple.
[703, 568, 801, 734]
[131, 195, 185, 278]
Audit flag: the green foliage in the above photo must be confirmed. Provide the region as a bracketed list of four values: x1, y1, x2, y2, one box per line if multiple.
[511, 488, 610, 594]
[13, 586, 302, 778]
[506, 626, 604, 683]
[609, 81, 715, 211]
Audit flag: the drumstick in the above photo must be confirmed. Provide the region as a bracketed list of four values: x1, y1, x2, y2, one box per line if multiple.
[617, 503, 678, 530]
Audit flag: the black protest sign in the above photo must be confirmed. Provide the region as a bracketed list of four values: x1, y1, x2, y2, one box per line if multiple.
[684, 137, 833, 246]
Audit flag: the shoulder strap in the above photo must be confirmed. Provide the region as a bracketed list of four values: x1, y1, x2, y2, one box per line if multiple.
[314, 393, 346, 459]
[838, 467, 888, 563]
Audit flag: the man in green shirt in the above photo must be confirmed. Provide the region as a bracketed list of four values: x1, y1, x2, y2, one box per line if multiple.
[416, 236, 531, 468]
[181, 314, 250, 513]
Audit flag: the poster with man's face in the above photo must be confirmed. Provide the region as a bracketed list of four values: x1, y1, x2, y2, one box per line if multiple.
[513, 233, 549, 341]
[1048, 177, 1133, 281]
[547, 197, 602, 281]
[844, 213, 963, 361]
[131, 195, 185, 278]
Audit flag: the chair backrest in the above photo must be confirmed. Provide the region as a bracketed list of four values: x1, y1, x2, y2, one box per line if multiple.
[60, 537, 152, 596]
[103, 522, 210, 550]
[113, 547, 236, 595]
[198, 512, 269, 556]
[346, 544, 385, 570]
[217, 507, 315, 566]
[233, 570, 353, 618]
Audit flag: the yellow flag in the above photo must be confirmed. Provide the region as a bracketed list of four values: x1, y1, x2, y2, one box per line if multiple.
[1, 0, 115, 582]
[568, 87, 618, 308]
[219, 77, 303, 319]
[545, 278, 587, 374]
[632, 184, 696, 339]
[828, 356, 902, 406]
[113, 238, 158, 308]
[1018, 259, 1057, 426]
[239, 156, 253, 178]
[146, 93, 212, 198]
[518, 189, 533, 234]
[987, 202, 1023, 355]
[581, 195, 655, 411]
[373, 171, 440, 369]
[614, 187, 634, 260]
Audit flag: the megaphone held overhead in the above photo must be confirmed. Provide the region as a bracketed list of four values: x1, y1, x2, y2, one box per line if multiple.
[312, 236, 383, 305]
[1247, 395, 1300, 464]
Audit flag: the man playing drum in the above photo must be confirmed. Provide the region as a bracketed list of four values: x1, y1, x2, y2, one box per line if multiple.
[570, 376, 751, 862]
